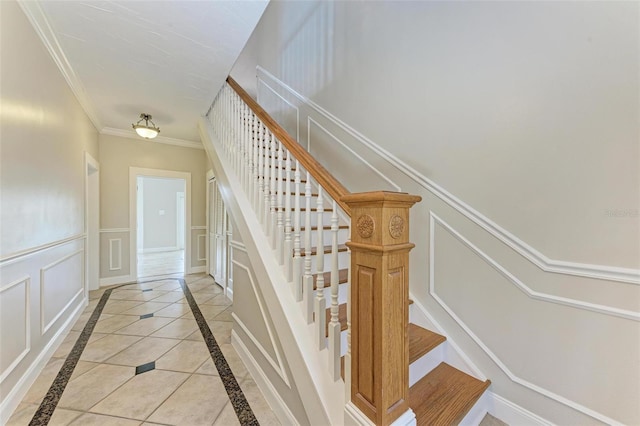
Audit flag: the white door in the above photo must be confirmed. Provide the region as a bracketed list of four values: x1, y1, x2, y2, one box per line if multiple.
[213, 183, 227, 286]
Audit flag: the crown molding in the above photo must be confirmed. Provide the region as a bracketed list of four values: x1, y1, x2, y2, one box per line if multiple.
[101, 127, 204, 150]
[18, 1, 103, 132]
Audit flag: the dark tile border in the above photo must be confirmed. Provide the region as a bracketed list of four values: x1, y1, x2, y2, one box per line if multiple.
[179, 279, 260, 426]
[29, 277, 258, 426]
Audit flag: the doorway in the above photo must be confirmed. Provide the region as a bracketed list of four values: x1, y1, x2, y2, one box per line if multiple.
[207, 175, 231, 296]
[129, 168, 191, 280]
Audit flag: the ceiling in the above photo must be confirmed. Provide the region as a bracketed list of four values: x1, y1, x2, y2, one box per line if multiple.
[20, 0, 268, 146]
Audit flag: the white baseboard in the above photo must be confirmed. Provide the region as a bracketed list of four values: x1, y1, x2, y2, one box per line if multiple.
[189, 266, 206, 274]
[226, 286, 234, 302]
[231, 330, 298, 426]
[0, 299, 86, 425]
[99, 274, 134, 287]
[487, 392, 552, 426]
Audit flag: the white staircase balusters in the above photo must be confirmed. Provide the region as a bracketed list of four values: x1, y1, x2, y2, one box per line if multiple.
[314, 187, 327, 350]
[303, 173, 314, 323]
[284, 150, 293, 280]
[275, 142, 284, 262]
[262, 125, 270, 229]
[292, 161, 303, 301]
[252, 113, 259, 211]
[257, 120, 265, 223]
[268, 132, 277, 245]
[328, 200, 341, 380]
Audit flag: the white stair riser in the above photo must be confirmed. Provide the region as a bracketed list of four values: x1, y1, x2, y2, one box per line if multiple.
[409, 344, 445, 387]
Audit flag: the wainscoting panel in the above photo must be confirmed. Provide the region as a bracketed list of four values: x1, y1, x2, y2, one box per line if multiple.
[257, 77, 300, 142]
[40, 249, 84, 334]
[108, 238, 122, 271]
[191, 227, 207, 269]
[99, 229, 130, 279]
[0, 277, 30, 384]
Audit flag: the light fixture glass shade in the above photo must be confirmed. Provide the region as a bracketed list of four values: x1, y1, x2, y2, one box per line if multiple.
[132, 113, 160, 139]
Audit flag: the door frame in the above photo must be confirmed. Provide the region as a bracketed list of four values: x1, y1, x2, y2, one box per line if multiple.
[84, 152, 99, 294]
[129, 167, 191, 280]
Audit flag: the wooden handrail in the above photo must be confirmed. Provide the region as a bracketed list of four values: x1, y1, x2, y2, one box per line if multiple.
[226, 76, 352, 216]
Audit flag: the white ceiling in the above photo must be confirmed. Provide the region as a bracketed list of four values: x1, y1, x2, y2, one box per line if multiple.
[21, 0, 268, 145]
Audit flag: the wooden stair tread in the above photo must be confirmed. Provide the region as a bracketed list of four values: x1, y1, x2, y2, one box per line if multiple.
[300, 244, 347, 256]
[409, 324, 446, 364]
[313, 269, 349, 289]
[300, 225, 349, 231]
[409, 362, 491, 426]
[299, 207, 334, 212]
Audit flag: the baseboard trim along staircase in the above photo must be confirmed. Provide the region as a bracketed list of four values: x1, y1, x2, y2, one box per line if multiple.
[199, 77, 495, 425]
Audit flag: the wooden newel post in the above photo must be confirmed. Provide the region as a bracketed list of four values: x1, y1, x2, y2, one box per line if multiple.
[342, 191, 422, 425]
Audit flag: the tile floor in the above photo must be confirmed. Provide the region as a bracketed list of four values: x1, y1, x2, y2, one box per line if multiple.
[137, 250, 185, 278]
[7, 273, 280, 426]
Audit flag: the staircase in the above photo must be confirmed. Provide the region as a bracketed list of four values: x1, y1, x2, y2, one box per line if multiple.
[201, 77, 491, 425]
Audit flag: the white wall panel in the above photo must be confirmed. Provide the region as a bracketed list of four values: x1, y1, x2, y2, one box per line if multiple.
[40, 250, 84, 334]
[0, 277, 30, 384]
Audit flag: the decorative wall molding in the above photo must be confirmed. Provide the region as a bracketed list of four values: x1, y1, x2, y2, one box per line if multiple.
[307, 117, 401, 192]
[99, 228, 130, 233]
[256, 65, 640, 285]
[197, 234, 207, 261]
[102, 127, 204, 150]
[0, 277, 31, 385]
[191, 225, 207, 230]
[109, 239, 122, 271]
[257, 77, 300, 142]
[231, 256, 290, 387]
[428, 212, 624, 425]
[40, 250, 84, 335]
[0, 234, 86, 265]
[17, 1, 102, 131]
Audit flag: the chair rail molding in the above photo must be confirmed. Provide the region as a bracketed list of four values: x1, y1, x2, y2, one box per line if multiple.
[255, 65, 640, 285]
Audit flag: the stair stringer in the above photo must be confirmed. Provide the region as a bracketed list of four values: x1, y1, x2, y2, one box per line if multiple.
[199, 117, 346, 426]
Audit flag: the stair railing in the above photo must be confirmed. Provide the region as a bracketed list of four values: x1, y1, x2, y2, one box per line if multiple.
[205, 77, 421, 425]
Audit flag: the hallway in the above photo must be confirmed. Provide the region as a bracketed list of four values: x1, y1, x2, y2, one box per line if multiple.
[6, 274, 280, 426]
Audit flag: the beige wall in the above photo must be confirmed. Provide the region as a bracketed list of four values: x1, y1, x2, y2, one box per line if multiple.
[231, 2, 640, 425]
[0, 1, 98, 421]
[98, 134, 208, 278]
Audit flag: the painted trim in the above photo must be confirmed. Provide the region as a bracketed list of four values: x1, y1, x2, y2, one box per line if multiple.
[256, 77, 300, 142]
[140, 246, 180, 254]
[0, 277, 31, 385]
[84, 151, 99, 294]
[99, 275, 134, 287]
[101, 127, 203, 150]
[231, 330, 299, 426]
[430, 213, 639, 321]
[197, 234, 207, 261]
[0, 300, 85, 426]
[17, 1, 102, 130]
[487, 392, 553, 426]
[39, 250, 84, 335]
[256, 65, 640, 285]
[428, 213, 624, 425]
[345, 402, 375, 426]
[129, 167, 192, 283]
[0, 234, 85, 265]
[230, 259, 291, 387]
[191, 225, 207, 230]
[108, 239, 122, 271]
[99, 228, 130, 233]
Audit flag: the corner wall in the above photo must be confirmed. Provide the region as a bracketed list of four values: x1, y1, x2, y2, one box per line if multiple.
[0, 1, 99, 421]
[230, 2, 640, 424]
[98, 134, 208, 283]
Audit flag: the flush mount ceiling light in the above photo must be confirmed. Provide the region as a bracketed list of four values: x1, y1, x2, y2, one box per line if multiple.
[132, 113, 160, 139]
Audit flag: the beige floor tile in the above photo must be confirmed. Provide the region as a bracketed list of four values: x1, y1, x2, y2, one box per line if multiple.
[80, 334, 142, 363]
[219, 344, 248, 379]
[5, 403, 38, 425]
[196, 304, 228, 320]
[185, 330, 204, 341]
[58, 364, 134, 411]
[187, 282, 217, 293]
[88, 290, 106, 300]
[149, 292, 185, 303]
[22, 358, 65, 403]
[205, 294, 233, 306]
[212, 402, 241, 426]
[52, 330, 81, 358]
[153, 303, 192, 318]
[92, 314, 139, 334]
[48, 407, 83, 426]
[113, 317, 175, 337]
[102, 300, 144, 315]
[120, 302, 172, 316]
[69, 360, 101, 381]
[87, 332, 108, 344]
[150, 318, 198, 339]
[240, 378, 281, 426]
[106, 336, 180, 366]
[71, 312, 92, 331]
[69, 412, 142, 426]
[147, 374, 228, 425]
[213, 307, 234, 322]
[190, 292, 215, 304]
[209, 321, 233, 344]
[155, 340, 210, 373]
[89, 369, 189, 420]
[179, 311, 195, 320]
[195, 357, 219, 376]
[153, 281, 183, 291]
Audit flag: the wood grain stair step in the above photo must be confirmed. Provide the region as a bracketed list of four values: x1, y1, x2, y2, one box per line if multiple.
[313, 269, 349, 290]
[300, 244, 347, 256]
[409, 362, 491, 426]
[300, 225, 348, 231]
[299, 207, 334, 212]
[409, 323, 446, 364]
